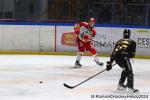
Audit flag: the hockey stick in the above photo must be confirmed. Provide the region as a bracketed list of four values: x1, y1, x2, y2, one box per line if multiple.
[63, 69, 106, 89]
[130, 58, 135, 63]
[63, 64, 116, 89]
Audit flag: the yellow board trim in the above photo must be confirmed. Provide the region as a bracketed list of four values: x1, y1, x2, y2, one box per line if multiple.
[0, 51, 150, 59]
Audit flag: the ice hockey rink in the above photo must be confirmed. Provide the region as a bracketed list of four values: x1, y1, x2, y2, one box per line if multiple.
[0, 55, 149, 100]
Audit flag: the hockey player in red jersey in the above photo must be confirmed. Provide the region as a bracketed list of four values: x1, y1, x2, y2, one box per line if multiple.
[74, 18, 103, 68]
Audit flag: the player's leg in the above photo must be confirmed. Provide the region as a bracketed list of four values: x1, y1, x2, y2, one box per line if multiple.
[93, 53, 103, 66]
[115, 56, 127, 90]
[118, 70, 128, 90]
[75, 52, 83, 68]
[74, 41, 85, 68]
[85, 42, 103, 66]
[123, 56, 139, 92]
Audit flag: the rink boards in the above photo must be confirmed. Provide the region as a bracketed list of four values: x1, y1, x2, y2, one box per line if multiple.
[0, 22, 150, 57]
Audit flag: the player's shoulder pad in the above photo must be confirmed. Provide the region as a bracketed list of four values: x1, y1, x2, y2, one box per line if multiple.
[131, 39, 136, 45]
[79, 22, 88, 27]
[118, 39, 124, 42]
[116, 39, 123, 44]
[129, 39, 136, 43]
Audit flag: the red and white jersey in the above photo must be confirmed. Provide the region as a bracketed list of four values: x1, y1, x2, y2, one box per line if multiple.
[79, 22, 96, 38]
[74, 22, 96, 42]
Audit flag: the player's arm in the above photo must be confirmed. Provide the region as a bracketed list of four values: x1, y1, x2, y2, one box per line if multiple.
[82, 28, 96, 42]
[108, 49, 116, 65]
[110, 40, 120, 63]
[82, 35, 92, 42]
[74, 23, 83, 41]
[106, 41, 120, 71]
[91, 28, 96, 37]
[106, 50, 116, 71]
[74, 23, 80, 34]
[129, 40, 136, 58]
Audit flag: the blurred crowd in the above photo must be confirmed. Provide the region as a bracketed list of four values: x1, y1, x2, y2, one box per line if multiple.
[0, 0, 150, 25]
[47, 0, 150, 25]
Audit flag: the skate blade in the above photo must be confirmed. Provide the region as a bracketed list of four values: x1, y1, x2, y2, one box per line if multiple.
[128, 89, 139, 93]
[96, 63, 104, 67]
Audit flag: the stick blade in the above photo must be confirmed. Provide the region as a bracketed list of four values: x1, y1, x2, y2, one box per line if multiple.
[63, 83, 74, 89]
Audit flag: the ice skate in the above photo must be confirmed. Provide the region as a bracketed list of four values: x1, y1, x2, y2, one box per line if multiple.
[128, 88, 139, 93]
[74, 61, 82, 68]
[117, 84, 127, 90]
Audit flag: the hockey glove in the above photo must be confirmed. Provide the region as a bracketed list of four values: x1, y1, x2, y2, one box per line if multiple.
[83, 35, 92, 42]
[106, 61, 112, 71]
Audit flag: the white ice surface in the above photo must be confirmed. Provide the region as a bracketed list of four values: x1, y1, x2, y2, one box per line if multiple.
[0, 55, 149, 100]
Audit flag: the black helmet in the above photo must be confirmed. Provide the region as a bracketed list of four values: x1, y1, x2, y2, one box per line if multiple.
[123, 29, 131, 39]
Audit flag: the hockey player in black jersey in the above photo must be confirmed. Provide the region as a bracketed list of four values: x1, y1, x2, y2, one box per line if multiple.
[106, 29, 138, 93]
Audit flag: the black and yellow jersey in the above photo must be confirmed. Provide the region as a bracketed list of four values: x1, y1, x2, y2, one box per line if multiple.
[110, 39, 136, 63]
